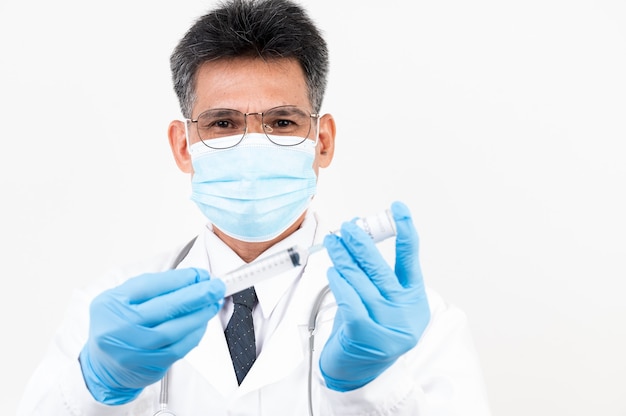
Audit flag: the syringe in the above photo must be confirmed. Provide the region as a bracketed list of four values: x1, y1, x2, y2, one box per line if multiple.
[220, 209, 396, 296]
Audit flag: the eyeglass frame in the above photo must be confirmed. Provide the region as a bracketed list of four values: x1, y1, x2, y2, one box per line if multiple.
[185, 105, 321, 149]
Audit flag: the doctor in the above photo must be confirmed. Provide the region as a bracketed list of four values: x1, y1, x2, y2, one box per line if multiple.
[18, 0, 491, 414]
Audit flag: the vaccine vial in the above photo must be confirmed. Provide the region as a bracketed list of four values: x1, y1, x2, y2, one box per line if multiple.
[353, 209, 397, 243]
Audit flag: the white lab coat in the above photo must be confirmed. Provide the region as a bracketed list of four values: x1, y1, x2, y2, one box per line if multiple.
[18, 215, 491, 415]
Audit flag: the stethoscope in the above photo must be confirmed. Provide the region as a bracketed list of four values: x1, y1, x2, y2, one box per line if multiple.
[153, 237, 333, 416]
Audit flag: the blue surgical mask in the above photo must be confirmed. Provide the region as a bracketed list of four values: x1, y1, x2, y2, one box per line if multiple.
[188, 133, 318, 242]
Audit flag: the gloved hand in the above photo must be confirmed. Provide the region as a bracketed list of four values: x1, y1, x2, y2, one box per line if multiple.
[79, 268, 225, 404]
[319, 201, 431, 391]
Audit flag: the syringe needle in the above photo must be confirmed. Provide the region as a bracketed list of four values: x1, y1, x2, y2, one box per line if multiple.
[307, 243, 325, 255]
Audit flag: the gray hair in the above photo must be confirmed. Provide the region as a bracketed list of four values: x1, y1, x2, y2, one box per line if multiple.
[170, 0, 329, 118]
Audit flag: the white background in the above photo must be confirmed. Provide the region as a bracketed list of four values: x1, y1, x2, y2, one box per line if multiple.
[1, 0, 625, 414]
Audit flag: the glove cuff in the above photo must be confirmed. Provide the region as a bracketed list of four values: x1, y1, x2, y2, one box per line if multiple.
[320, 365, 378, 392]
[79, 347, 143, 405]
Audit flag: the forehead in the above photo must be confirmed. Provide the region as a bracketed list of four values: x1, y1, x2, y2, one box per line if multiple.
[192, 57, 310, 113]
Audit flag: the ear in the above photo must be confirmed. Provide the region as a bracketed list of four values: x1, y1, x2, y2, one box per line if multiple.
[168, 120, 193, 173]
[315, 113, 336, 169]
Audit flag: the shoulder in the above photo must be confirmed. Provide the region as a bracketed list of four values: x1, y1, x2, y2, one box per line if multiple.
[80, 236, 201, 296]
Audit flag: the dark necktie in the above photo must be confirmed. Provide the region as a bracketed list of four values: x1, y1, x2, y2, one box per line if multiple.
[224, 286, 258, 385]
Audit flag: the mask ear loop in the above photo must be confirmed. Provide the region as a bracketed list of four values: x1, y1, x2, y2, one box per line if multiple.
[184, 119, 191, 150]
[314, 116, 320, 146]
[307, 114, 320, 150]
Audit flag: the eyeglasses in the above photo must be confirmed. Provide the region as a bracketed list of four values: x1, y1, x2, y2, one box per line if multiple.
[187, 105, 320, 149]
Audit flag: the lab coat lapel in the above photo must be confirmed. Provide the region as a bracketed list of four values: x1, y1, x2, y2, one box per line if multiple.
[237, 298, 305, 394]
[174, 233, 240, 396]
[185, 312, 239, 396]
[236, 250, 333, 396]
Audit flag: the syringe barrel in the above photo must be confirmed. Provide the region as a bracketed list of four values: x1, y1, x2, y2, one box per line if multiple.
[220, 208, 397, 297]
[221, 246, 306, 296]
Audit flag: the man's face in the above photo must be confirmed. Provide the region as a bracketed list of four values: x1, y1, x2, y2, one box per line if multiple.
[168, 56, 335, 178]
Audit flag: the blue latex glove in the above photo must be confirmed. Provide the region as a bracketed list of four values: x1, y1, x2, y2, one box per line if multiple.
[319, 201, 431, 391]
[79, 268, 225, 404]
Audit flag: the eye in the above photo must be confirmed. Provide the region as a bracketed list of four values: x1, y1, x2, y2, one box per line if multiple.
[275, 118, 295, 128]
[213, 119, 235, 129]
[196, 110, 244, 133]
[263, 107, 309, 134]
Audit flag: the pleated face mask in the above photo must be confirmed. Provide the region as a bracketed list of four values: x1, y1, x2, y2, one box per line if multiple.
[188, 133, 318, 242]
